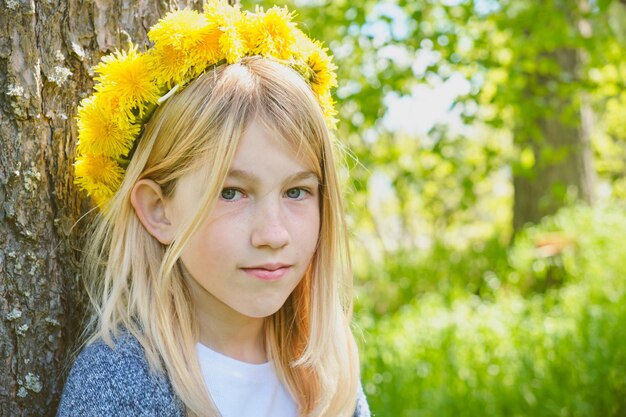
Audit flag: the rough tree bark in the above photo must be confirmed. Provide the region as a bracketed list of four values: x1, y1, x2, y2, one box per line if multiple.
[0, 1, 200, 415]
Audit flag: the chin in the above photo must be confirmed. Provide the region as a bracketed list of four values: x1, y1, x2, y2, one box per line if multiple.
[240, 301, 287, 319]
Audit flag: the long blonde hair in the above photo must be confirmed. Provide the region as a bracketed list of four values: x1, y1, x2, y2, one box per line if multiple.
[82, 57, 359, 416]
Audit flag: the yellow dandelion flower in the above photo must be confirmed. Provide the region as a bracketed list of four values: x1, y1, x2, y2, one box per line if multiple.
[191, 21, 222, 70]
[248, 6, 297, 60]
[293, 28, 316, 59]
[219, 29, 246, 63]
[203, 0, 228, 15]
[74, 154, 125, 206]
[318, 90, 338, 130]
[206, 2, 247, 63]
[240, 11, 259, 51]
[148, 9, 208, 50]
[76, 95, 141, 158]
[149, 9, 221, 73]
[307, 44, 338, 95]
[149, 10, 223, 85]
[149, 43, 190, 86]
[94, 46, 160, 111]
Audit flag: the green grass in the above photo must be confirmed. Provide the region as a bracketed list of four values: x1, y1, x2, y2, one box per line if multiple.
[355, 202, 626, 416]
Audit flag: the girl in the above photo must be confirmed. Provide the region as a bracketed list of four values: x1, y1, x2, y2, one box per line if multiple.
[58, 2, 369, 417]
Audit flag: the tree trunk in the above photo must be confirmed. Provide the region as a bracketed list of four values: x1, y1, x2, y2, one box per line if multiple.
[512, 1, 595, 231]
[0, 1, 199, 415]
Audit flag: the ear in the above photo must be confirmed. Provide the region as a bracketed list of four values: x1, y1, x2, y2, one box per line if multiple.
[130, 179, 175, 245]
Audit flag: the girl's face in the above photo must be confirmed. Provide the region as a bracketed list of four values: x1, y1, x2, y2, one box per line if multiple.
[170, 119, 321, 321]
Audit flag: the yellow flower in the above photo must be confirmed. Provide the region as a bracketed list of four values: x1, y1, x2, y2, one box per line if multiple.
[149, 9, 208, 50]
[291, 29, 338, 95]
[203, 0, 227, 14]
[76, 95, 141, 158]
[149, 43, 190, 86]
[94, 46, 160, 112]
[307, 44, 338, 95]
[74, 154, 125, 206]
[207, 2, 247, 63]
[194, 21, 223, 68]
[293, 28, 316, 59]
[149, 9, 211, 85]
[149, 9, 222, 74]
[219, 29, 246, 64]
[247, 6, 297, 60]
[318, 90, 338, 130]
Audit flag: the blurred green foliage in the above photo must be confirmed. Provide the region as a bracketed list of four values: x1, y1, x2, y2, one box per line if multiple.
[356, 202, 626, 416]
[595, 90, 626, 198]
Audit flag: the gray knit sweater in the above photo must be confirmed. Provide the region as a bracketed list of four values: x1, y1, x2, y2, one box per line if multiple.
[57, 332, 371, 417]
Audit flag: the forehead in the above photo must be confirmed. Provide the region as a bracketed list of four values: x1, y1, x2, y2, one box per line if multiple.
[228, 119, 319, 177]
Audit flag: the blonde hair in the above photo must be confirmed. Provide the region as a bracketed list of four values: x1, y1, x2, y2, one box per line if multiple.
[81, 57, 359, 416]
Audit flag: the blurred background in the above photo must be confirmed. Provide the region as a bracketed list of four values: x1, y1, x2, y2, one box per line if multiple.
[243, 0, 626, 415]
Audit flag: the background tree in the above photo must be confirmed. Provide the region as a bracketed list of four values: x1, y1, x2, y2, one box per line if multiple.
[0, 1, 200, 415]
[474, 0, 598, 230]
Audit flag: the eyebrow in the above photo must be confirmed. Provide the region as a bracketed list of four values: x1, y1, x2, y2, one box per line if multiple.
[227, 169, 320, 184]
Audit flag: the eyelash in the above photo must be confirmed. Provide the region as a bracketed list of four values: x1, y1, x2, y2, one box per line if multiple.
[219, 187, 313, 202]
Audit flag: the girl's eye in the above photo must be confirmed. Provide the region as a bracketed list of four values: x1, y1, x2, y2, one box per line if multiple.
[285, 187, 309, 200]
[220, 188, 243, 201]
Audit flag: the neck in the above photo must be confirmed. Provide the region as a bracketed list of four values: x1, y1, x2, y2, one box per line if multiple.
[184, 272, 268, 364]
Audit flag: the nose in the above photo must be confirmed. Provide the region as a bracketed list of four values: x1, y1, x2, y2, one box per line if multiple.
[250, 197, 290, 249]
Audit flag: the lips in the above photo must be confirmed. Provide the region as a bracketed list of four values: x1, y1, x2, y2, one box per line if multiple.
[241, 263, 292, 281]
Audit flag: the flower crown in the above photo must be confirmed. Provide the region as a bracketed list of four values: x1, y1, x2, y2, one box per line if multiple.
[74, 0, 338, 207]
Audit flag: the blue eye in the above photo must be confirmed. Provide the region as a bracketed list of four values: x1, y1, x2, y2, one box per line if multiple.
[220, 188, 243, 201]
[286, 188, 308, 200]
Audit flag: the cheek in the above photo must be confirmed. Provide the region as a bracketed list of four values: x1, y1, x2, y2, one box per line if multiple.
[180, 222, 233, 273]
[297, 206, 321, 255]
[180, 236, 212, 278]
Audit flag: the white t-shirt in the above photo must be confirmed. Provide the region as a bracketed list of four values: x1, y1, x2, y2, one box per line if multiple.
[196, 343, 298, 417]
